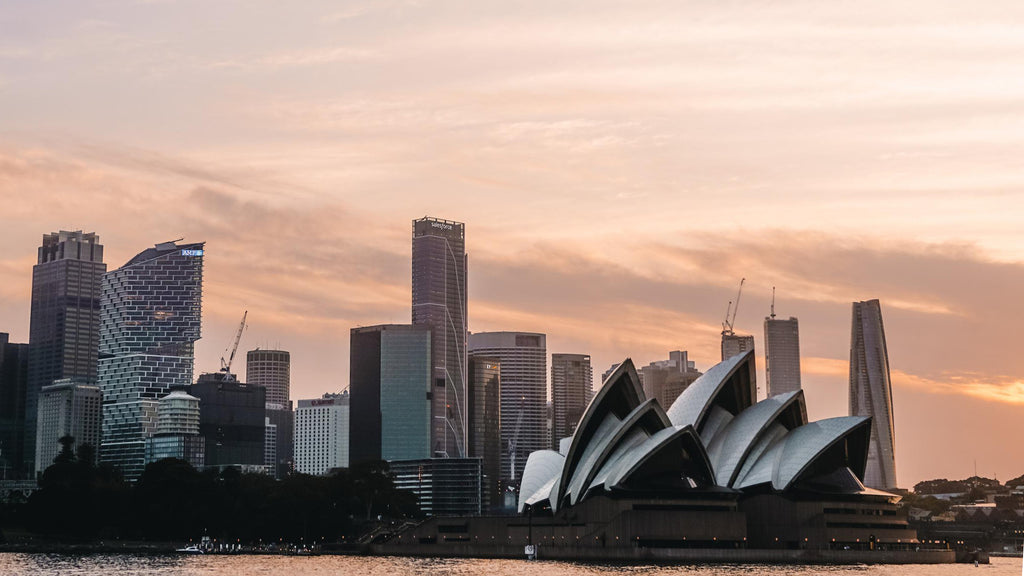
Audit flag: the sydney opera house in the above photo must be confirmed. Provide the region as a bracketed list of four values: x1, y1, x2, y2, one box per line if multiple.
[381, 351, 950, 562]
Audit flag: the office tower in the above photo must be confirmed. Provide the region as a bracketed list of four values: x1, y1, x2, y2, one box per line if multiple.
[390, 458, 482, 517]
[247, 349, 293, 478]
[349, 324, 431, 465]
[0, 333, 29, 479]
[849, 299, 898, 490]
[263, 417, 277, 472]
[640, 350, 702, 409]
[411, 216, 468, 459]
[144, 389, 204, 469]
[550, 353, 592, 449]
[468, 356, 500, 509]
[190, 373, 266, 469]
[765, 315, 802, 397]
[294, 392, 350, 475]
[721, 333, 754, 361]
[26, 231, 105, 474]
[98, 240, 203, 480]
[468, 332, 546, 494]
[246, 349, 289, 406]
[34, 378, 101, 473]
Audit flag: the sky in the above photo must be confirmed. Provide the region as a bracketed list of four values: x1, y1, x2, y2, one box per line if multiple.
[2, 0, 1024, 488]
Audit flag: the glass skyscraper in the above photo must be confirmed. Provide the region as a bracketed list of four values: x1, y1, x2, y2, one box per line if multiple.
[550, 353, 592, 449]
[411, 216, 467, 458]
[0, 333, 29, 478]
[349, 324, 431, 465]
[26, 230, 105, 475]
[765, 315, 802, 397]
[97, 240, 203, 480]
[468, 331, 547, 494]
[849, 299, 898, 490]
[467, 356, 501, 509]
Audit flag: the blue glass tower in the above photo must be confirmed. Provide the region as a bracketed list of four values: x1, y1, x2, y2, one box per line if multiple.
[98, 240, 204, 480]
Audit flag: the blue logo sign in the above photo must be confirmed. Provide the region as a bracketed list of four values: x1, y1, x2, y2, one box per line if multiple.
[181, 249, 204, 257]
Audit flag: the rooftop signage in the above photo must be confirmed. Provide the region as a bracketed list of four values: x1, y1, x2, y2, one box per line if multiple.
[181, 249, 204, 257]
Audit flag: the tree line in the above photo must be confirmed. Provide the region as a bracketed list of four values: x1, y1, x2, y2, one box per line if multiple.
[1, 436, 420, 543]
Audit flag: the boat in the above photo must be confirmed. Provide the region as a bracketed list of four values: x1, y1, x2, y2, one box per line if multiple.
[175, 545, 204, 554]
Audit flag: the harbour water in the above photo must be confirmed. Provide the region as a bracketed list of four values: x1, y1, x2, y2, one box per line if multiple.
[0, 554, 1019, 576]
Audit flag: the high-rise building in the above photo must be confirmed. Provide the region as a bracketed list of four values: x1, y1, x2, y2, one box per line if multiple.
[191, 373, 266, 469]
[765, 315, 801, 397]
[411, 216, 468, 459]
[349, 324, 431, 465]
[294, 392, 350, 475]
[0, 333, 29, 479]
[640, 350, 702, 409]
[550, 353, 592, 449]
[468, 332, 546, 494]
[390, 458, 482, 517]
[721, 333, 755, 361]
[263, 417, 277, 473]
[246, 349, 289, 406]
[247, 349, 293, 478]
[849, 299, 898, 490]
[467, 356, 501, 509]
[34, 379, 101, 474]
[26, 231, 105, 474]
[98, 240, 203, 480]
[144, 389, 204, 469]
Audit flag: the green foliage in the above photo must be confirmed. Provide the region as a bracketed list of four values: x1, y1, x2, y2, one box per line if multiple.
[21, 454, 419, 543]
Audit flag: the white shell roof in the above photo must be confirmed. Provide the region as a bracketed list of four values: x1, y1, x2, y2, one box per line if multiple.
[665, 350, 753, 432]
[773, 416, 870, 490]
[706, 390, 804, 487]
[518, 450, 564, 513]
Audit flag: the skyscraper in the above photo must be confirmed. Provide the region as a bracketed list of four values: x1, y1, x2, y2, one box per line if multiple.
[765, 315, 801, 397]
[849, 299, 898, 490]
[349, 324, 431, 465]
[412, 216, 467, 459]
[0, 333, 29, 478]
[247, 349, 293, 478]
[34, 379, 102, 474]
[550, 353, 592, 449]
[468, 331, 546, 494]
[721, 333, 755, 362]
[294, 392, 350, 475]
[26, 230, 105, 474]
[246, 349, 289, 406]
[467, 356, 501, 509]
[640, 350, 702, 409]
[97, 240, 203, 480]
[191, 373, 266, 469]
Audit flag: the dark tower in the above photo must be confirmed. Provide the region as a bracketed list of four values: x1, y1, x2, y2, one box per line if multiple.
[25, 230, 105, 475]
[411, 217, 468, 458]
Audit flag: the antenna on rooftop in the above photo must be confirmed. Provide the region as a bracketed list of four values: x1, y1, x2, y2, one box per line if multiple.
[770, 286, 776, 319]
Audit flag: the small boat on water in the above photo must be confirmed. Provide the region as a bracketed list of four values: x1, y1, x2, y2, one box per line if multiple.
[175, 545, 204, 554]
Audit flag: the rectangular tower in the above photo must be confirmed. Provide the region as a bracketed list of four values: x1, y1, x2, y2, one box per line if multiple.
[349, 324, 431, 466]
[34, 378, 102, 474]
[191, 374, 266, 468]
[765, 316, 801, 397]
[468, 331, 546, 496]
[721, 333, 755, 362]
[640, 350, 702, 409]
[467, 356, 501, 509]
[26, 230, 105, 474]
[97, 240, 203, 480]
[294, 392, 350, 475]
[411, 217, 467, 459]
[0, 333, 29, 479]
[849, 299, 898, 490]
[550, 353, 592, 449]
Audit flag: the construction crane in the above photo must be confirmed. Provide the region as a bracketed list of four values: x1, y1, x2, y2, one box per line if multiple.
[219, 310, 248, 382]
[721, 278, 745, 335]
[508, 398, 526, 486]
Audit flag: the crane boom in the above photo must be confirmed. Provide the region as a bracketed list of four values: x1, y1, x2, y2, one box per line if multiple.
[220, 310, 248, 381]
[729, 278, 746, 331]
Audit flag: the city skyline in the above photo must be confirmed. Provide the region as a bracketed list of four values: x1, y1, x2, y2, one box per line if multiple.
[2, 1, 1024, 488]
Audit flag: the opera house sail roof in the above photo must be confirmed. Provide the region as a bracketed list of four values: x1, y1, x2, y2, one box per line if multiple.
[520, 349, 885, 513]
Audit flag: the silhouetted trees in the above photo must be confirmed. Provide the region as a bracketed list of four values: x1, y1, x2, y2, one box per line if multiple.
[14, 451, 419, 543]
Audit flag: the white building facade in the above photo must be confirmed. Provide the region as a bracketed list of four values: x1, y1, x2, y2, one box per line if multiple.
[294, 392, 349, 475]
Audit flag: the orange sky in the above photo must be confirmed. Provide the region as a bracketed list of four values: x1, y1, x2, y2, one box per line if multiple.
[1, 0, 1023, 487]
